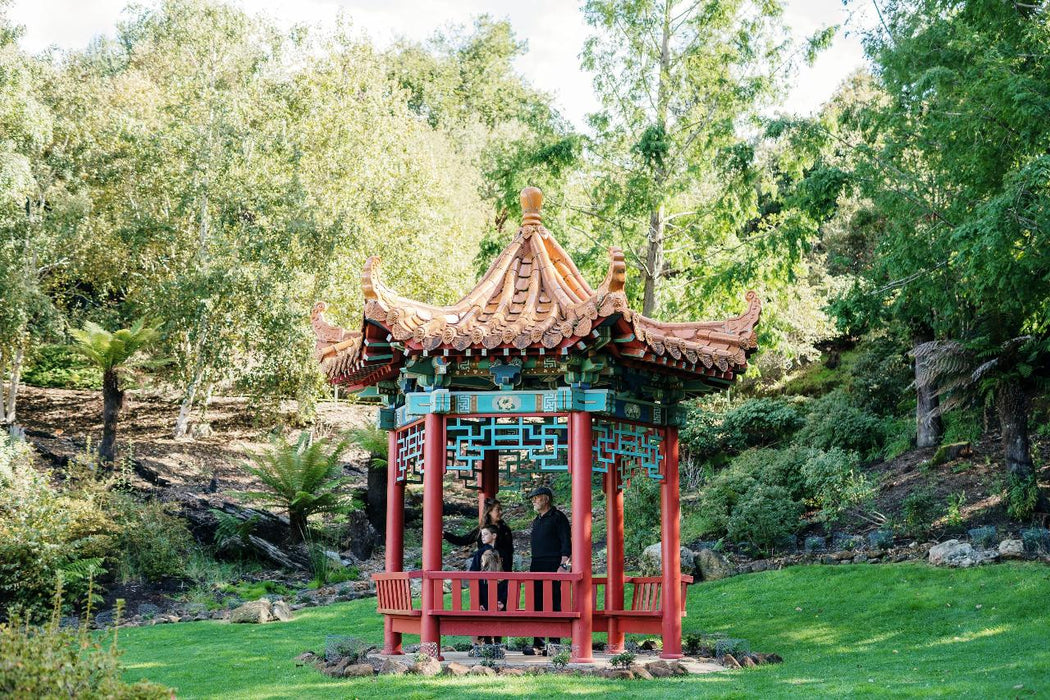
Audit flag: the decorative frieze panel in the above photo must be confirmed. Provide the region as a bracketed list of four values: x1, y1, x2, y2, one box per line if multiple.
[592, 419, 664, 485]
[394, 420, 426, 483]
[446, 416, 570, 486]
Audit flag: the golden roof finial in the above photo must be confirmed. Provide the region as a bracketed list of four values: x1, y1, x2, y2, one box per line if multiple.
[520, 186, 543, 226]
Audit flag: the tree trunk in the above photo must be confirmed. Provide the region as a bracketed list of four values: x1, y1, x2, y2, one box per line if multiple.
[0, 350, 7, 425]
[912, 336, 943, 448]
[289, 511, 308, 544]
[174, 365, 204, 438]
[641, 1, 673, 318]
[995, 378, 1033, 480]
[366, 463, 388, 537]
[99, 368, 124, 465]
[5, 346, 24, 424]
[642, 203, 665, 316]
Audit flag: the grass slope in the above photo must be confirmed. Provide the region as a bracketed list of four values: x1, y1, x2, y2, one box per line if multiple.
[118, 563, 1050, 698]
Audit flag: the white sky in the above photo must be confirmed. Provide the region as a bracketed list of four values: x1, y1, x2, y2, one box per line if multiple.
[9, 0, 876, 127]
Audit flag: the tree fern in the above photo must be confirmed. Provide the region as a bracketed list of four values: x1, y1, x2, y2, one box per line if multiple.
[238, 433, 351, 542]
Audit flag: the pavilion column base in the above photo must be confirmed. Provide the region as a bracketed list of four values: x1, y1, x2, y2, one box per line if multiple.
[382, 618, 403, 655]
[659, 652, 685, 660]
[605, 619, 624, 654]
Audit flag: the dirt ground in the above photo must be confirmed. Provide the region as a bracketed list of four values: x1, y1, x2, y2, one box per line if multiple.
[16, 385, 379, 496]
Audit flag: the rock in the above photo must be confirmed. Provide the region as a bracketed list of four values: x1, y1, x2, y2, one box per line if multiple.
[468, 665, 498, 676]
[831, 551, 853, 561]
[929, 540, 986, 568]
[500, 667, 525, 676]
[765, 653, 783, 664]
[444, 662, 471, 676]
[380, 659, 408, 675]
[645, 660, 672, 678]
[722, 653, 741, 669]
[342, 510, 380, 561]
[230, 600, 272, 624]
[741, 655, 758, 668]
[751, 560, 769, 573]
[345, 663, 375, 677]
[602, 669, 634, 679]
[294, 652, 317, 666]
[853, 554, 868, 564]
[271, 601, 293, 622]
[412, 658, 442, 677]
[639, 542, 695, 577]
[999, 539, 1025, 559]
[694, 548, 733, 581]
[137, 603, 161, 619]
[629, 663, 653, 680]
[667, 660, 689, 676]
[328, 659, 349, 677]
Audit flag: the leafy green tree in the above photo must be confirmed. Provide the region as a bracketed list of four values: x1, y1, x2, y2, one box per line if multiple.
[240, 433, 351, 543]
[835, 0, 1050, 483]
[69, 320, 159, 465]
[0, 0, 58, 425]
[580, 0, 799, 316]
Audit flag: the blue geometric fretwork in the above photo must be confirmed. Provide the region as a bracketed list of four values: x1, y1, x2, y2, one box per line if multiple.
[445, 417, 569, 483]
[394, 420, 425, 483]
[592, 419, 664, 485]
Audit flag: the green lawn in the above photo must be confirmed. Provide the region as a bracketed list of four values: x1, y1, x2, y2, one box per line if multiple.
[118, 562, 1050, 698]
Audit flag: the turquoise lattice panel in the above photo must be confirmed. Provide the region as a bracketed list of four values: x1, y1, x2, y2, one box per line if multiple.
[446, 417, 569, 483]
[395, 420, 425, 483]
[592, 420, 664, 484]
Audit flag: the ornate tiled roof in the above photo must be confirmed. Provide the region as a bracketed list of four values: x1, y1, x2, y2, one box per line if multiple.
[313, 187, 760, 390]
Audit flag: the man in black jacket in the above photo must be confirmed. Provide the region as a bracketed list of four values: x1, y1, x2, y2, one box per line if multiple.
[524, 486, 570, 655]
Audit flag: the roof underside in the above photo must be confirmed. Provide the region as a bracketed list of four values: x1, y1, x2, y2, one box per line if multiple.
[312, 188, 761, 393]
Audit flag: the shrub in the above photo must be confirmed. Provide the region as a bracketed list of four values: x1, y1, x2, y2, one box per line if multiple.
[0, 435, 116, 617]
[21, 344, 102, 390]
[901, 487, 941, 535]
[549, 650, 570, 669]
[0, 588, 170, 698]
[624, 477, 661, 556]
[726, 484, 803, 552]
[721, 398, 804, 450]
[968, 526, 996, 548]
[800, 448, 874, 523]
[696, 464, 757, 536]
[681, 398, 803, 461]
[1005, 473, 1039, 521]
[846, 335, 911, 416]
[794, 390, 886, 457]
[239, 433, 353, 543]
[107, 494, 195, 582]
[609, 651, 636, 669]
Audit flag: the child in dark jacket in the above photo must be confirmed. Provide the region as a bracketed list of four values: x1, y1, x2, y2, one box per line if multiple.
[468, 525, 506, 645]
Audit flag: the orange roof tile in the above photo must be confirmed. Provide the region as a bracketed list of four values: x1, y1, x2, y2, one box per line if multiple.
[313, 187, 760, 389]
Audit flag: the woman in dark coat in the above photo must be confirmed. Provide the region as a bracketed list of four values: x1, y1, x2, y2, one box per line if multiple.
[443, 498, 514, 573]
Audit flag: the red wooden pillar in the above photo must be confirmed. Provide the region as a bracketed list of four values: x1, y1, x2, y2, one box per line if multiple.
[421, 412, 446, 659]
[605, 463, 625, 653]
[660, 424, 683, 659]
[383, 427, 406, 655]
[479, 451, 498, 524]
[569, 411, 594, 663]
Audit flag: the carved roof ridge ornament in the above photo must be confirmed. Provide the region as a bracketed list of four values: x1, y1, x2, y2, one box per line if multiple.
[313, 186, 762, 392]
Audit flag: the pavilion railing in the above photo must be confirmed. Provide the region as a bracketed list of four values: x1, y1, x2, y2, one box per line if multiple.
[427, 571, 581, 617]
[374, 571, 423, 615]
[372, 571, 581, 617]
[373, 571, 691, 617]
[591, 575, 693, 614]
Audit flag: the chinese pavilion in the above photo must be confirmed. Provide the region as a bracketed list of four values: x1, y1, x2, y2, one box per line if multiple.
[311, 187, 760, 662]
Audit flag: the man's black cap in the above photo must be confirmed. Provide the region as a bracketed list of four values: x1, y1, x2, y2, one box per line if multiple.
[526, 486, 554, 499]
